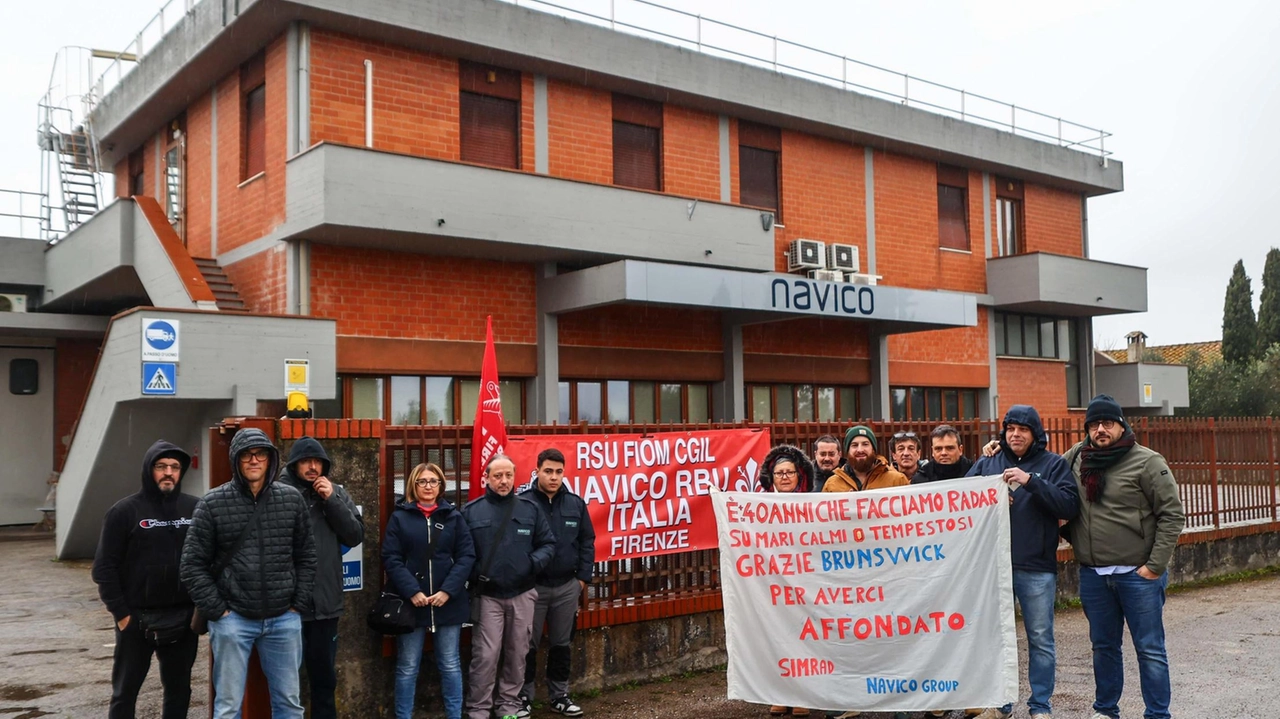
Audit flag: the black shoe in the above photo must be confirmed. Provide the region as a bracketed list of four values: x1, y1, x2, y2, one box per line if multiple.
[549, 696, 583, 717]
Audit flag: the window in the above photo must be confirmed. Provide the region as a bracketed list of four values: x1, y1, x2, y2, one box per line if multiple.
[1064, 319, 1083, 408]
[241, 53, 266, 180]
[996, 177, 1024, 256]
[613, 94, 662, 191]
[739, 121, 781, 216]
[557, 380, 710, 424]
[937, 164, 969, 250]
[746, 384, 861, 422]
[164, 116, 186, 240]
[460, 379, 525, 425]
[890, 387, 979, 421]
[995, 311, 1067, 359]
[127, 149, 145, 196]
[346, 374, 525, 424]
[459, 61, 521, 169]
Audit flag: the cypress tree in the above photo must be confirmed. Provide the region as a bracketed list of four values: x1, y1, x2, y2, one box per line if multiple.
[1258, 248, 1280, 353]
[1222, 259, 1258, 365]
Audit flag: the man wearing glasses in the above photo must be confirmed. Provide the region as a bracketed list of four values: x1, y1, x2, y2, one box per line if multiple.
[93, 440, 199, 719]
[181, 428, 317, 719]
[278, 436, 364, 719]
[1061, 395, 1183, 719]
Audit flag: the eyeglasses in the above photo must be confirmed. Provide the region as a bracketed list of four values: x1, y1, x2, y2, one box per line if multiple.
[772, 469, 798, 479]
[892, 432, 918, 440]
[153, 462, 183, 472]
[1087, 419, 1119, 431]
[414, 478, 442, 488]
[240, 449, 271, 463]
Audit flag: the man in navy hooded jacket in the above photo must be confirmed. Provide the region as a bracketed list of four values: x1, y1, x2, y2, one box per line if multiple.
[967, 405, 1079, 719]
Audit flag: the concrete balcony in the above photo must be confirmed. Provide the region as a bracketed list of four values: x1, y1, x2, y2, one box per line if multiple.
[986, 252, 1147, 316]
[1095, 361, 1189, 416]
[279, 143, 776, 271]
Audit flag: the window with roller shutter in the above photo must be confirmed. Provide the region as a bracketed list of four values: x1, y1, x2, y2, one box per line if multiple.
[612, 94, 663, 191]
[739, 121, 781, 218]
[240, 52, 266, 181]
[459, 61, 521, 169]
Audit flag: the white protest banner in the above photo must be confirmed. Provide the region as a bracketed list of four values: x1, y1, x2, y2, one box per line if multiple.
[713, 475, 1018, 713]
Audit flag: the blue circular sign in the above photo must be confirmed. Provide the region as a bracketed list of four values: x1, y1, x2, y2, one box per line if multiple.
[144, 320, 177, 350]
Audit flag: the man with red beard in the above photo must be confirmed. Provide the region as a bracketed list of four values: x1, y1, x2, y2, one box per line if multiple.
[821, 425, 908, 493]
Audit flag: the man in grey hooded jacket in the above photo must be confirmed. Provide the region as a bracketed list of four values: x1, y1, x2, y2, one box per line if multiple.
[279, 436, 363, 719]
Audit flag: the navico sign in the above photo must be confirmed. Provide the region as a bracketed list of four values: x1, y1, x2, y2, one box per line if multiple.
[770, 277, 875, 317]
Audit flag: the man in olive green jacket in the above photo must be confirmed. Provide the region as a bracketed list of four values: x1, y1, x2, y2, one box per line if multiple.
[1061, 394, 1184, 719]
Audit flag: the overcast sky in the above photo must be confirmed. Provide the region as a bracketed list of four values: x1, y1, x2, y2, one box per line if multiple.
[3, 0, 1278, 348]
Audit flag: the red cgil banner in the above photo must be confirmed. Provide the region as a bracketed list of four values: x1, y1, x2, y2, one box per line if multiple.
[506, 428, 772, 561]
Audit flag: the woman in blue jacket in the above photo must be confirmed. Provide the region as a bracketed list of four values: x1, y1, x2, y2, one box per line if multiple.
[382, 463, 476, 719]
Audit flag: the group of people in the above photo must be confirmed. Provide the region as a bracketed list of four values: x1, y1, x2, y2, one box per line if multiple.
[91, 432, 594, 719]
[755, 394, 1185, 719]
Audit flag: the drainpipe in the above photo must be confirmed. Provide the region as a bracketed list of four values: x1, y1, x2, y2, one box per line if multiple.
[364, 59, 373, 148]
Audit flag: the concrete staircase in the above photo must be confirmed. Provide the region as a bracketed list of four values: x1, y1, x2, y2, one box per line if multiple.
[192, 257, 247, 311]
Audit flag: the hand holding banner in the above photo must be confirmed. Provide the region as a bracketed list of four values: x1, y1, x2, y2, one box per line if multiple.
[712, 475, 1018, 713]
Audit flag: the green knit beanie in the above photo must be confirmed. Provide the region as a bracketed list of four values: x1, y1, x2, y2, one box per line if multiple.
[844, 425, 878, 454]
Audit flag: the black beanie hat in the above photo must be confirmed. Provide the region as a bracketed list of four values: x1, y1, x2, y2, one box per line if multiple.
[1084, 394, 1125, 427]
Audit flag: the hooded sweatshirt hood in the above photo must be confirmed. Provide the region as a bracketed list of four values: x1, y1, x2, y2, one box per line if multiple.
[229, 428, 280, 495]
[283, 436, 332, 486]
[140, 439, 191, 500]
[999, 404, 1048, 463]
[757, 444, 817, 492]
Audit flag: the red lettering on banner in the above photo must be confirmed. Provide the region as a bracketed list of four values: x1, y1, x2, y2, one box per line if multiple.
[778, 657, 835, 677]
[735, 552, 815, 577]
[946, 488, 1000, 512]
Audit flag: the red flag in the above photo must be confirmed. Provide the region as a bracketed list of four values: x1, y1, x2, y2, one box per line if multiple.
[468, 316, 508, 501]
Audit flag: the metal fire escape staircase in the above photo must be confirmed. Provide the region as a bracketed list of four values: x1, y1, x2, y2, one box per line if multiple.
[47, 128, 101, 231]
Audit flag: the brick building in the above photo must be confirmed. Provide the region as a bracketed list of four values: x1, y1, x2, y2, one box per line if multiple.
[0, 0, 1148, 556]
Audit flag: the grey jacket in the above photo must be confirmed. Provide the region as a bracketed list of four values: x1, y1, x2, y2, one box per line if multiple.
[279, 437, 364, 621]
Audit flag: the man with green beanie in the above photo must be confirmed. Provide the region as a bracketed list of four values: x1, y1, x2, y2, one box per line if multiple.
[1061, 394, 1183, 719]
[821, 426, 908, 492]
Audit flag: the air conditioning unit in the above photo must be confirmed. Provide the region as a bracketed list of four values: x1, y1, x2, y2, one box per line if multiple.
[787, 239, 825, 272]
[0, 293, 27, 313]
[844, 272, 880, 286]
[827, 243, 859, 273]
[807, 269, 842, 282]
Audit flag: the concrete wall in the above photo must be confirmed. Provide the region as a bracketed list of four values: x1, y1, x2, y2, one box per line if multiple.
[0, 237, 46, 288]
[987, 251, 1147, 316]
[1096, 362, 1190, 415]
[0, 346, 55, 525]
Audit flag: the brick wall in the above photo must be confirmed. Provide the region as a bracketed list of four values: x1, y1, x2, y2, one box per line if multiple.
[1024, 184, 1083, 256]
[558, 305, 722, 352]
[224, 244, 288, 314]
[54, 339, 100, 471]
[773, 132, 865, 273]
[662, 105, 720, 201]
[184, 92, 214, 257]
[743, 318, 869, 358]
[890, 310, 990, 366]
[547, 79, 613, 184]
[996, 356, 1071, 419]
[308, 245, 536, 342]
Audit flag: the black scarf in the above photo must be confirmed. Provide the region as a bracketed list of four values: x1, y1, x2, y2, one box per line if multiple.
[1078, 430, 1136, 502]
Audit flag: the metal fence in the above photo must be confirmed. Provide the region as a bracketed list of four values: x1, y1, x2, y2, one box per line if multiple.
[384, 417, 1279, 622]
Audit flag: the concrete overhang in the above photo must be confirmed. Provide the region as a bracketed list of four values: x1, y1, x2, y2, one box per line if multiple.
[1095, 362, 1189, 416]
[0, 237, 46, 287]
[539, 260, 979, 334]
[986, 252, 1147, 317]
[90, 0, 1121, 196]
[0, 312, 109, 339]
[269, 143, 774, 270]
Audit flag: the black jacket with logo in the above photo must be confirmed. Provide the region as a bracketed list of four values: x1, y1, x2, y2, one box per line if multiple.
[180, 429, 317, 620]
[92, 440, 198, 622]
[519, 484, 595, 586]
[278, 437, 364, 621]
[462, 489, 556, 599]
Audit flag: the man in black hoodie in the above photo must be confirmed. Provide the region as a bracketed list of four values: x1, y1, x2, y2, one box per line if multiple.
[463, 454, 556, 719]
[180, 428, 316, 719]
[912, 424, 975, 484]
[278, 437, 364, 719]
[93, 440, 199, 719]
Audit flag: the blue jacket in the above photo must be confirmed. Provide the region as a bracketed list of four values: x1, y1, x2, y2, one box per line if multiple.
[967, 405, 1080, 573]
[519, 484, 596, 586]
[382, 498, 476, 630]
[463, 489, 557, 599]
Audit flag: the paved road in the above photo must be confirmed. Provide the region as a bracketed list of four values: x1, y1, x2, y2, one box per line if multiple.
[0, 537, 1276, 718]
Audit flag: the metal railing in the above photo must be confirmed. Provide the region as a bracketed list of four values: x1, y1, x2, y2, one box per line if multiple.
[507, 0, 1112, 160]
[0, 190, 47, 240]
[93, 0, 195, 105]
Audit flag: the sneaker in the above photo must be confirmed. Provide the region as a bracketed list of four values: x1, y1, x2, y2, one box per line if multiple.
[549, 696, 584, 718]
[973, 710, 1011, 719]
[514, 696, 532, 719]
[929, 713, 947, 717]
[1090, 714, 1116, 719]
[1030, 714, 1052, 719]
[833, 713, 860, 719]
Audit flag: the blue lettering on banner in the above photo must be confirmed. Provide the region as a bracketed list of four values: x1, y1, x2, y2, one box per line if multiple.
[820, 544, 946, 571]
[771, 278, 875, 317]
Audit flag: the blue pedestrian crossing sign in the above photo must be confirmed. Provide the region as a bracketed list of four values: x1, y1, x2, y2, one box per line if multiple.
[142, 362, 177, 396]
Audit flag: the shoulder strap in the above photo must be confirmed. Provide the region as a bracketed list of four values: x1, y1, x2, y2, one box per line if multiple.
[476, 497, 518, 580]
[211, 490, 268, 579]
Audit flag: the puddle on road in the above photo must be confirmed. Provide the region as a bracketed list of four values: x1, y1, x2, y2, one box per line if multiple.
[0, 683, 66, 702]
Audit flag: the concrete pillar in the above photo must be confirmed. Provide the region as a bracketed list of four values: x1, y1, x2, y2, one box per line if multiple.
[534, 75, 549, 174]
[532, 263, 559, 423]
[864, 147, 876, 275]
[718, 115, 731, 203]
[867, 332, 890, 420]
[714, 316, 744, 421]
[982, 307, 999, 419]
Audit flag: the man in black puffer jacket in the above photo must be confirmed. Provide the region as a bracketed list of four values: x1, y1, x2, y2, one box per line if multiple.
[278, 436, 363, 719]
[463, 454, 556, 719]
[93, 439, 199, 719]
[180, 428, 316, 719]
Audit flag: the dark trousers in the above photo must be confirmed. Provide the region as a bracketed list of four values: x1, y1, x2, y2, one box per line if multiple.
[109, 621, 198, 719]
[301, 617, 340, 719]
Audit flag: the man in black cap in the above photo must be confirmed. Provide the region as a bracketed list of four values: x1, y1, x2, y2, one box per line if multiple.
[279, 437, 364, 719]
[1062, 395, 1184, 719]
[93, 440, 199, 719]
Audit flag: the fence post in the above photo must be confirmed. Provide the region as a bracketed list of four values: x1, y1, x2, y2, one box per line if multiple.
[1208, 417, 1220, 529]
[1268, 416, 1277, 523]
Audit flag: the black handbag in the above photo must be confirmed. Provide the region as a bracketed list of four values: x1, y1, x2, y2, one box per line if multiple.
[366, 592, 416, 635]
[137, 607, 193, 646]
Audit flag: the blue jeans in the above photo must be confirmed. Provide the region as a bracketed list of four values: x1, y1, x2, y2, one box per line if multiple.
[1079, 568, 1171, 719]
[999, 570, 1057, 716]
[208, 609, 304, 719]
[396, 624, 463, 719]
